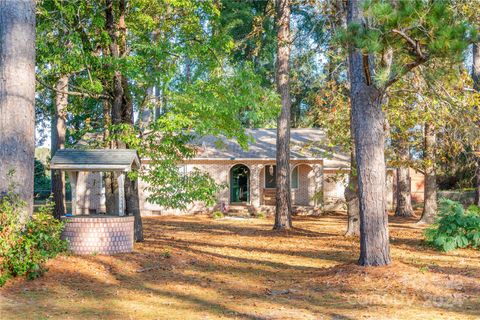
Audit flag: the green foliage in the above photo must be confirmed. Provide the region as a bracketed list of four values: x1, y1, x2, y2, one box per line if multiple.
[36, 0, 280, 211]
[170, 64, 280, 141]
[424, 199, 480, 252]
[255, 212, 266, 219]
[309, 80, 351, 151]
[34, 158, 51, 199]
[161, 248, 172, 259]
[112, 62, 278, 210]
[340, 0, 473, 88]
[211, 211, 224, 220]
[0, 187, 66, 286]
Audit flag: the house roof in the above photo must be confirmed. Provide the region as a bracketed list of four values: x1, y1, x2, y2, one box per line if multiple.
[193, 129, 349, 169]
[50, 149, 140, 172]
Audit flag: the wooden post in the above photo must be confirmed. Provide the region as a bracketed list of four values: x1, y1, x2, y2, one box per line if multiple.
[117, 172, 125, 216]
[67, 171, 78, 215]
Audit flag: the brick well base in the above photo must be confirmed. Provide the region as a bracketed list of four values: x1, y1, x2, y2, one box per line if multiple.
[61, 215, 134, 255]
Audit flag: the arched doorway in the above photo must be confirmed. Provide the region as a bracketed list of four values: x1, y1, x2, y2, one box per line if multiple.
[230, 164, 250, 204]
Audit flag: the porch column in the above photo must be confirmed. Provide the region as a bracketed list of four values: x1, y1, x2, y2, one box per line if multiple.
[117, 172, 125, 216]
[311, 164, 323, 208]
[67, 171, 78, 215]
[250, 164, 263, 207]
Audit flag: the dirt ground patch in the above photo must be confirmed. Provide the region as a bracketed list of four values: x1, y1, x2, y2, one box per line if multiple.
[1, 212, 479, 319]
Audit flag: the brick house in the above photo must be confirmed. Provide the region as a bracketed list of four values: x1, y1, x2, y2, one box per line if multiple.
[73, 129, 423, 216]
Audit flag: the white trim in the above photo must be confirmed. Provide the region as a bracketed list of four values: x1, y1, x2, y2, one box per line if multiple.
[50, 164, 132, 171]
[117, 173, 125, 216]
[142, 157, 324, 162]
[227, 162, 251, 171]
[190, 157, 323, 161]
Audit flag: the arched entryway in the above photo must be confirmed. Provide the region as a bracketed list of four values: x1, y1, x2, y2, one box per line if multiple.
[230, 164, 250, 204]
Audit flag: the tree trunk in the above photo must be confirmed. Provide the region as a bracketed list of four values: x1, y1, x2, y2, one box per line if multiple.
[419, 122, 437, 223]
[105, 0, 143, 241]
[0, 0, 36, 217]
[121, 76, 143, 241]
[345, 149, 360, 236]
[104, 0, 121, 216]
[51, 75, 69, 219]
[345, 106, 360, 236]
[472, 42, 480, 206]
[347, 0, 390, 266]
[395, 137, 413, 217]
[274, 0, 292, 230]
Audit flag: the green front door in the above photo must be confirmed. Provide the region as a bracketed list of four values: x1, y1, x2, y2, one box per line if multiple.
[230, 165, 250, 203]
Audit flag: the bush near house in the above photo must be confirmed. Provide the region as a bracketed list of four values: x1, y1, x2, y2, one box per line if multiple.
[425, 199, 480, 252]
[0, 186, 66, 286]
[211, 211, 224, 219]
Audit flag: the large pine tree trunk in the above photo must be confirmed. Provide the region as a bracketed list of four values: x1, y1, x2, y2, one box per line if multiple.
[419, 122, 437, 223]
[274, 0, 292, 230]
[347, 0, 390, 266]
[51, 75, 69, 219]
[395, 137, 413, 217]
[473, 42, 480, 206]
[0, 0, 36, 217]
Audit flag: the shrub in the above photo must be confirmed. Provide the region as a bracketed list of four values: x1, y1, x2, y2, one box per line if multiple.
[0, 186, 66, 285]
[424, 199, 480, 252]
[255, 212, 266, 219]
[211, 211, 224, 219]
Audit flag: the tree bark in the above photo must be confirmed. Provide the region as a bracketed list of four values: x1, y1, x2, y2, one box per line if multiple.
[347, 0, 390, 266]
[472, 42, 480, 206]
[121, 76, 143, 242]
[345, 149, 360, 236]
[419, 121, 437, 223]
[395, 137, 413, 217]
[345, 106, 360, 236]
[51, 75, 69, 219]
[104, 0, 121, 216]
[0, 0, 36, 217]
[274, 0, 292, 230]
[105, 0, 143, 241]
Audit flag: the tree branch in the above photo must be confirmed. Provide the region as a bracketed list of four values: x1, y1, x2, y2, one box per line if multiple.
[384, 57, 426, 88]
[36, 78, 109, 100]
[392, 28, 425, 59]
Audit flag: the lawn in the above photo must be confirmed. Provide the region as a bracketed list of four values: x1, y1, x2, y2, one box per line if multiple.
[1, 213, 479, 320]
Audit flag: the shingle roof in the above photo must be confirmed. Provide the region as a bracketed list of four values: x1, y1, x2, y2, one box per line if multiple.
[193, 129, 349, 169]
[50, 149, 140, 171]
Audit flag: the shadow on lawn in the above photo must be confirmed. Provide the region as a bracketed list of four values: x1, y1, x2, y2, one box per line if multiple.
[155, 218, 339, 238]
[143, 237, 356, 267]
[3, 267, 269, 320]
[2, 214, 480, 319]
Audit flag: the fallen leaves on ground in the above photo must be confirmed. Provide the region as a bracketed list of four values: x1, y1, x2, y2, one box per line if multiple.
[1, 212, 479, 319]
